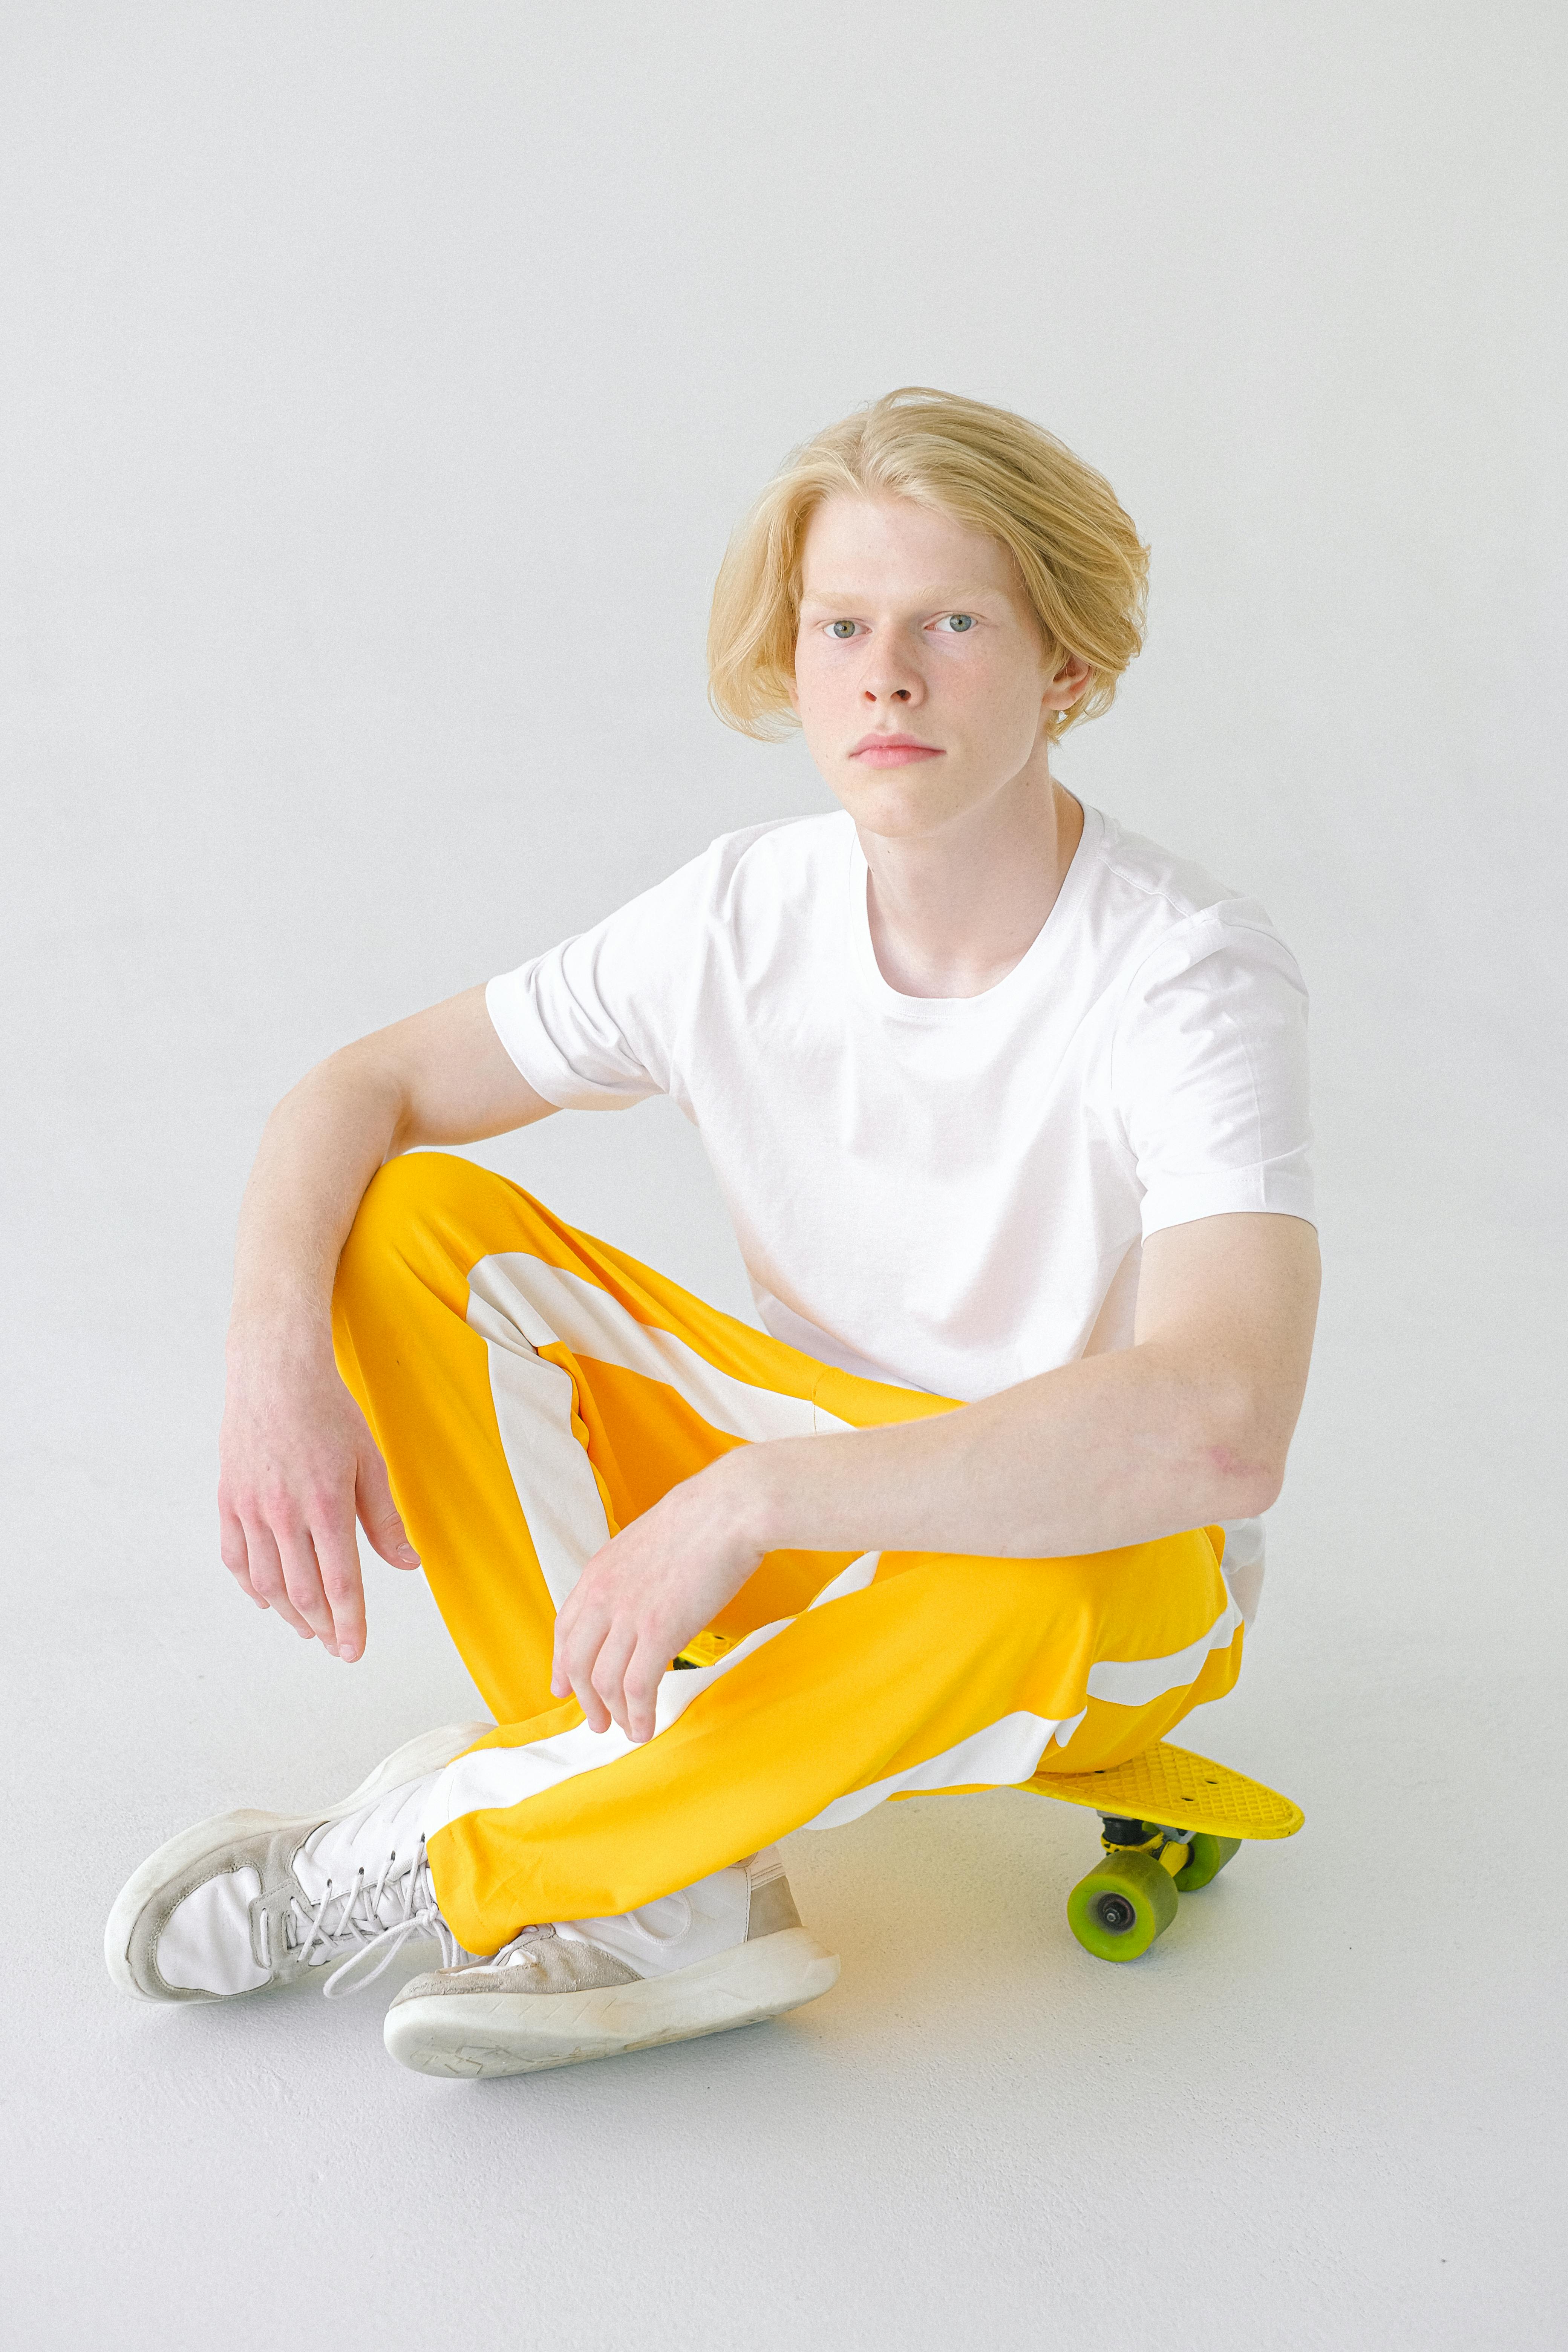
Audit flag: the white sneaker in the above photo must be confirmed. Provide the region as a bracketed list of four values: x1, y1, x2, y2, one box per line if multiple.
[383, 1847, 840, 2078]
[104, 1723, 491, 2003]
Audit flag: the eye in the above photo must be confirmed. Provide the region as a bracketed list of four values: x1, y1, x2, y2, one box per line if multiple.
[827, 619, 859, 640]
[939, 612, 976, 633]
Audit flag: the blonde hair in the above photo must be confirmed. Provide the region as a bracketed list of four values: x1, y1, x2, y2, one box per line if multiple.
[707, 386, 1149, 744]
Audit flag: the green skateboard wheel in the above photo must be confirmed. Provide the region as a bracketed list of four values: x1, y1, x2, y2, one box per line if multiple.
[1067, 1846, 1179, 1962]
[1172, 1832, 1242, 1893]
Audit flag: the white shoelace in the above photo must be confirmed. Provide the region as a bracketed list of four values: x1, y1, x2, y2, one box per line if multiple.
[271, 1835, 464, 2000]
[484, 1924, 554, 1971]
[279, 1858, 705, 1995]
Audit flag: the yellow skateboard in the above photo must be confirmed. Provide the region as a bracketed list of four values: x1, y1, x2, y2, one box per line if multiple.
[1024, 1741, 1304, 1962]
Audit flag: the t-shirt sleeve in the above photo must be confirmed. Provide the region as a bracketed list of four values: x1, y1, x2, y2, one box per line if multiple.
[484, 850, 714, 1110]
[1112, 904, 1315, 1238]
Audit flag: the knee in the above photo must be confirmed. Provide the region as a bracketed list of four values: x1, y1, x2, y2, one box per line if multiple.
[336, 1150, 484, 1307]
[352, 1149, 471, 1243]
[336, 1151, 558, 1328]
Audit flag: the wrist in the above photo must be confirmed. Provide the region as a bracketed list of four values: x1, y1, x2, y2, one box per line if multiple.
[715, 1435, 806, 1555]
[225, 1296, 337, 1377]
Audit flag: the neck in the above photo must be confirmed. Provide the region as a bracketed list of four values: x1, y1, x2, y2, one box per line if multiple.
[858, 771, 1085, 1000]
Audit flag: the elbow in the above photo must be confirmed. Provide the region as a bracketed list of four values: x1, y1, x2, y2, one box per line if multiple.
[1197, 1386, 1289, 1520]
[1208, 1457, 1285, 1521]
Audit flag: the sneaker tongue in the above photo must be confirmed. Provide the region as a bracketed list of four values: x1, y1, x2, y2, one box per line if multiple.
[294, 1778, 434, 1905]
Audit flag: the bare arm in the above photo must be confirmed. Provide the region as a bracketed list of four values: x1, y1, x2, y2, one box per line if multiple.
[219, 985, 554, 1660]
[737, 1210, 1321, 1557]
[553, 1212, 1320, 1740]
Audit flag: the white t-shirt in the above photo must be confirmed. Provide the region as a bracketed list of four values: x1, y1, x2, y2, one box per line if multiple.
[488, 801, 1313, 1405]
[488, 804, 1314, 1617]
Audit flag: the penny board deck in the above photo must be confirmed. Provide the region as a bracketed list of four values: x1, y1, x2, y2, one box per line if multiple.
[1024, 1740, 1303, 1841]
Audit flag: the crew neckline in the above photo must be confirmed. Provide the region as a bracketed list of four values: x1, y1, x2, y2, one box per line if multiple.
[847, 799, 1103, 1023]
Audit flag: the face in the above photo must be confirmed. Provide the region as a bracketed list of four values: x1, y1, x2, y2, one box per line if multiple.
[790, 493, 1084, 840]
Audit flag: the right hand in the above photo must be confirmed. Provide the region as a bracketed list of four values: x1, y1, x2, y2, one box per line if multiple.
[217, 1328, 421, 1661]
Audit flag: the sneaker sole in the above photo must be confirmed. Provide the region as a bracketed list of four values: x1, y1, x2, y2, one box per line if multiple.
[384, 1927, 842, 2078]
[103, 1720, 493, 2002]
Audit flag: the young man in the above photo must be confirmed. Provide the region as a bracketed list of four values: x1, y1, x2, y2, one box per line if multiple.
[106, 387, 1318, 2078]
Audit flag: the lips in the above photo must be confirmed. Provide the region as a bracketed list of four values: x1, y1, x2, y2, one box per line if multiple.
[850, 733, 944, 766]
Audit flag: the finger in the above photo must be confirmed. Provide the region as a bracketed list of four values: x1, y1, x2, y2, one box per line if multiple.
[551, 1593, 585, 1699]
[571, 1666, 613, 1735]
[622, 1635, 669, 1746]
[356, 1446, 419, 1570]
[551, 1575, 600, 1698]
[276, 1520, 338, 1648]
[219, 1502, 269, 1608]
[588, 1622, 640, 1741]
[559, 1612, 615, 1733]
[242, 1521, 317, 1638]
[312, 1503, 367, 1663]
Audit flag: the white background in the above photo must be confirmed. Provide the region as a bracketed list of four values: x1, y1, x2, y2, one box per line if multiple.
[3, 6, 1564, 2347]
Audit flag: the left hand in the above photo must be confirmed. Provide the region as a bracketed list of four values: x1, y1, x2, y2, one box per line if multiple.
[550, 1450, 769, 1744]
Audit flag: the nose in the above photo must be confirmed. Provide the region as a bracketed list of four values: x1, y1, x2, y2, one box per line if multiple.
[859, 626, 925, 707]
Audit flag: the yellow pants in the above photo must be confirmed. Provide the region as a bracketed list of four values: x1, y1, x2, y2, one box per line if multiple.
[332, 1151, 1244, 1956]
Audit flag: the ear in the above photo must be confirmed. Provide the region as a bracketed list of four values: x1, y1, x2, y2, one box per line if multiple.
[1047, 652, 1093, 710]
